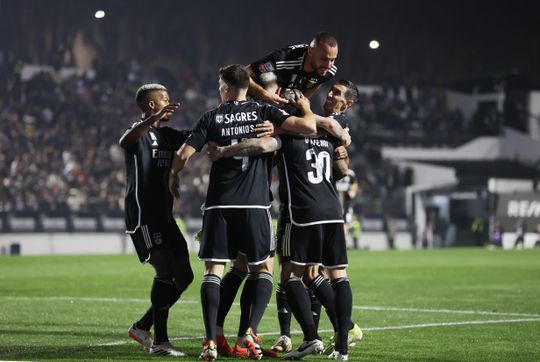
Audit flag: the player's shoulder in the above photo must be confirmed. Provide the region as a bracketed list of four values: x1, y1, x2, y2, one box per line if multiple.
[275, 43, 308, 60]
[327, 64, 338, 77]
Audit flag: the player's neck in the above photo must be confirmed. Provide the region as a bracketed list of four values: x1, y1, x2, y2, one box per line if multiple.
[223, 93, 246, 103]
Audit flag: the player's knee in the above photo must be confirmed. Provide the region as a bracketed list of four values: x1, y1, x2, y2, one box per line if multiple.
[303, 265, 319, 284]
[151, 277, 174, 309]
[173, 267, 194, 293]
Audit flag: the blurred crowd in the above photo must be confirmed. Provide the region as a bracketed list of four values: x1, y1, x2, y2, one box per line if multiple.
[1, 59, 480, 219]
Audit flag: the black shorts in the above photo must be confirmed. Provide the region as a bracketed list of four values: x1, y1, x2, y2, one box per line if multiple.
[199, 208, 274, 265]
[279, 221, 348, 269]
[129, 222, 189, 263]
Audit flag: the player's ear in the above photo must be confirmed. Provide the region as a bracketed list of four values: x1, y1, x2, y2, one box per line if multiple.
[148, 100, 156, 111]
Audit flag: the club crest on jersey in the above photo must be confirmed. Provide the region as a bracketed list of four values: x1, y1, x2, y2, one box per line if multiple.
[216, 114, 224, 124]
[149, 132, 158, 146]
[153, 232, 163, 245]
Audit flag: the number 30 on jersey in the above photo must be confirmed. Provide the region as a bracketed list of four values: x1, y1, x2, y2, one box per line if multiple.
[306, 149, 331, 184]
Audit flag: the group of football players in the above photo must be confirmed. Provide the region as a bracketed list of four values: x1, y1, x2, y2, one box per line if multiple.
[120, 31, 362, 360]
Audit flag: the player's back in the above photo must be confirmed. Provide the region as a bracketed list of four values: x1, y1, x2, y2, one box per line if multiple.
[187, 100, 288, 209]
[278, 133, 343, 226]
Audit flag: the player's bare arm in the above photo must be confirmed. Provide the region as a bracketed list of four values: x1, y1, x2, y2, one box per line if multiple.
[314, 115, 351, 146]
[119, 103, 180, 149]
[280, 94, 316, 134]
[333, 146, 350, 180]
[246, 65, 288, 105]
[206, 137, 279, 161]
[169, 143, 197, 198]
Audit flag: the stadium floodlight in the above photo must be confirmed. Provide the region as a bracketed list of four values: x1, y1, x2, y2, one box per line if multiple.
[369, 40, 380, 49]
[94, 10, 106, 19]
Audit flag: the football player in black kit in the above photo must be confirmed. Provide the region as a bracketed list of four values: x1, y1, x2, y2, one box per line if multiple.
[120, 84, 194, 357]
[168, 64, 317, 361]
[209, 76, 360, 360]
[247, 31, 339, 104]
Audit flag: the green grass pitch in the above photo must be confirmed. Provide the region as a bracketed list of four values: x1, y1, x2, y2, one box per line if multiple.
[0, 248, 539, 361]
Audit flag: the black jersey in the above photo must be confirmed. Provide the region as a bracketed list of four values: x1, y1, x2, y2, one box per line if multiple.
[123, 124, 190, 232]
[329, 111, 349, 129]
[250, 44, 337, 93]
[186, 100, 290, 209]
[278, 133, 343, 226]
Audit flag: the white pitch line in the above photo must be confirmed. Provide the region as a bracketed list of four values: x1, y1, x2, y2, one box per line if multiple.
[2, 296, 539, 318]
[96, 318, 540, 347]
[353, 305, 540, 318]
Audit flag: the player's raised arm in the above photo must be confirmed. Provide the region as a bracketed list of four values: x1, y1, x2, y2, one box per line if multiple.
[119, 103, 180, 149]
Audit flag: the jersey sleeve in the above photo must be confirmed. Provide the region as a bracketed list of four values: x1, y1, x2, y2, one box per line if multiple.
[121, 121, 143, 154]
[250, 46, 290, 77]
[185, 112, 210, 152]
[262, 104, 291, 126]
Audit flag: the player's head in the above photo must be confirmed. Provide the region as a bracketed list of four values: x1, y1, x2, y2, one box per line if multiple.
[307, 31, 338, 76]
[218, 64, 250, 102]
[258, 72, 279, 94]
[135, 83, 171, 119]
[324, 80, 359, 114]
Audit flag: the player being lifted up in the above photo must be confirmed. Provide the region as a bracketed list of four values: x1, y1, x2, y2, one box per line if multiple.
[120, 84, 194, 357]
[247, 31, 339, 104]
[168, 64, 317, 361]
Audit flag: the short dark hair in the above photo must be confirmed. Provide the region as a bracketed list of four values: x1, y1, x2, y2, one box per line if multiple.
[311, 31, 338, 48]
[336, 79, 359, 103]
[135, 83, 167, 110]
[219, 64, 250, 89]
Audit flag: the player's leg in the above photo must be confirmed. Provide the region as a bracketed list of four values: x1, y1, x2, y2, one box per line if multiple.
[326, 268, 353, 360]
[271, 254, 293, 353]
[272, 213, 293, 353]
[281, 261, 324, 360]
[147, 247, 190, 356]
[304, 266, 336, 333]
[323, 223, 354, 360]
[282, 223, 325, 359]
[198, 208, 233, 360]
[216, 257, 248, 356]
[235, 209, 275, 359]
[126, 227, 155, 351]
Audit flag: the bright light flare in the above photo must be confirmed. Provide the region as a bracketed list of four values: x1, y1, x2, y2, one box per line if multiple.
[369, 40, 380, 49]
[94, 10, 105, 19]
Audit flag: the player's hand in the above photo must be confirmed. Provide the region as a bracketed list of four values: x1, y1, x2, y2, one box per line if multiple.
[206, 141, 224, 161]
[168, 172, 180, 198]
[153, 102, 180, 121]
[267, 92, 289, 105]
[289, 92, 311, 112]
[255, 121, 274, 137]
[334, 146, 348, 160]
[340, 129, 352, 147]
